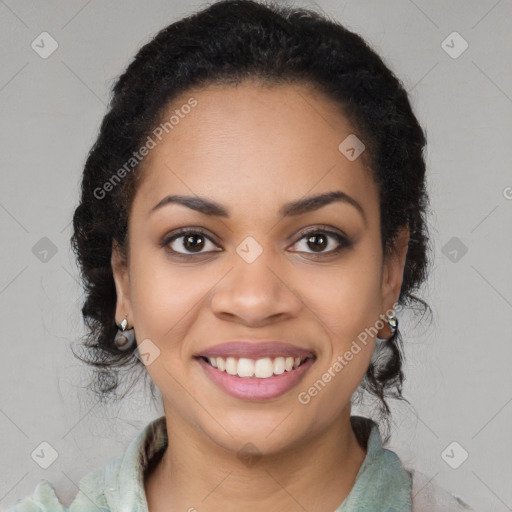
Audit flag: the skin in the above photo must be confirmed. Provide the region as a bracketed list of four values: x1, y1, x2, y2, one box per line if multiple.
[111, 80, 409, 512]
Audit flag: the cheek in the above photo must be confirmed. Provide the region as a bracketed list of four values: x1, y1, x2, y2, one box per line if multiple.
[128, 246, 209, 345]
[296, 258, 382, 421]
[304, 247, 383, 343]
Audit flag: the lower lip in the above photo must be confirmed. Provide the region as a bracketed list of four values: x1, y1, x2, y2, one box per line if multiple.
[196, 357, 315, 401]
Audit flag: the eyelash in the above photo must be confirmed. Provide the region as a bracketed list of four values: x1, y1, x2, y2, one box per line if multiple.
[159, 225, 353, 260]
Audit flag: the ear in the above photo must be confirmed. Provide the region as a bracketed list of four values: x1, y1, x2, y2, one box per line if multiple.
[111, 239, 132, 325]
[380, 225, 410, 314]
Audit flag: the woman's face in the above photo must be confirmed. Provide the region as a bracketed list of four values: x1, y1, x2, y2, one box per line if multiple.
[112, 80, 408, 455]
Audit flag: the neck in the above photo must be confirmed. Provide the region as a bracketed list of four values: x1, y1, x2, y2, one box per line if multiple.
[145, 405, 367, 512]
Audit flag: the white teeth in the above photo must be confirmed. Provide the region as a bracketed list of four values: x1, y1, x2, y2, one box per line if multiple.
[254, 358, 274, 378]
[237, 358, 255, 377]
[205, 355, 309, 378]
[225, 357, 238, 375]
[273, 357, 285, 375]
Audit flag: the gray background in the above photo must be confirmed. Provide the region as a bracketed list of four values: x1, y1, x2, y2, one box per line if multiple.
[0, 0, 511, 510]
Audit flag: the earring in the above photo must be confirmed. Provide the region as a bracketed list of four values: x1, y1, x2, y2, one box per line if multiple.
[387, 311, 398, 335]
[377, 311, 398, 341]
[114, 314, 136, 351]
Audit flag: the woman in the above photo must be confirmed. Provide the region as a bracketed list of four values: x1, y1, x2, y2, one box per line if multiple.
[7, 0, 475, 510]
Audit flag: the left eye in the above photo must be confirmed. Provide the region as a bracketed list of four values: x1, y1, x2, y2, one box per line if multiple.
[290, 229, 350, 255]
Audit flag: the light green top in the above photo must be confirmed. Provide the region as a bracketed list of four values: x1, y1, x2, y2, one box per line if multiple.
[6, 415, 413, 511]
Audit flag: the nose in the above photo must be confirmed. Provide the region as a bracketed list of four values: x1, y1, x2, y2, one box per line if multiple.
[209, 248, 303, 327]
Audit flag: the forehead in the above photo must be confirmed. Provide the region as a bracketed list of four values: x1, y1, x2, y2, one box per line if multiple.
[132, 80, 378, 221]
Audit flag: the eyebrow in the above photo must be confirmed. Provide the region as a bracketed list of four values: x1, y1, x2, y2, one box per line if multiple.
[149, 191, 366, 224]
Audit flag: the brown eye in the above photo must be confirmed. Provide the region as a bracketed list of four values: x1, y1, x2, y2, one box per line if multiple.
[305, 232, 328, 252]
[161, 228, 221, 257]
[182, 233, 206, 252]
[290, 227, 352, 256]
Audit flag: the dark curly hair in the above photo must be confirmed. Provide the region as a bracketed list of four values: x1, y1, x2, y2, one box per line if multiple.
[70, 0, 432, 435]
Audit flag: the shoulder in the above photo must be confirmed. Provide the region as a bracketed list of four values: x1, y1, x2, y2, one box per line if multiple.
[351, 416, 476, 511]
[409, 468, 476, 512]
[4, 479, 67, 512]
[4, 416, 166, 512]
[4, 465, 110, 512]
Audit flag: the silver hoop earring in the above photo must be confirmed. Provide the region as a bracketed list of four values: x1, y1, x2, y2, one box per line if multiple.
[114, 316, 136, 351]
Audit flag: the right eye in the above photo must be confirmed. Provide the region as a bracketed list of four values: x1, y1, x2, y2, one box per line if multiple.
[160, 228, 222, 258]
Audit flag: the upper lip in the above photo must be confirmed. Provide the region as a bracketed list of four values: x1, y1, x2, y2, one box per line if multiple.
[196, 341, 316, 360]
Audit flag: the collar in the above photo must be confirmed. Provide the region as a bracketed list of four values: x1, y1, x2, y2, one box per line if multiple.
[337, 416, 412, 511]
[79, 415, 411, 512]
[102, 416, 168, 511]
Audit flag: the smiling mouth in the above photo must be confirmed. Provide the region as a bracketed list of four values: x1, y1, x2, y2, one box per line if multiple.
[197, 355, 315, 379]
